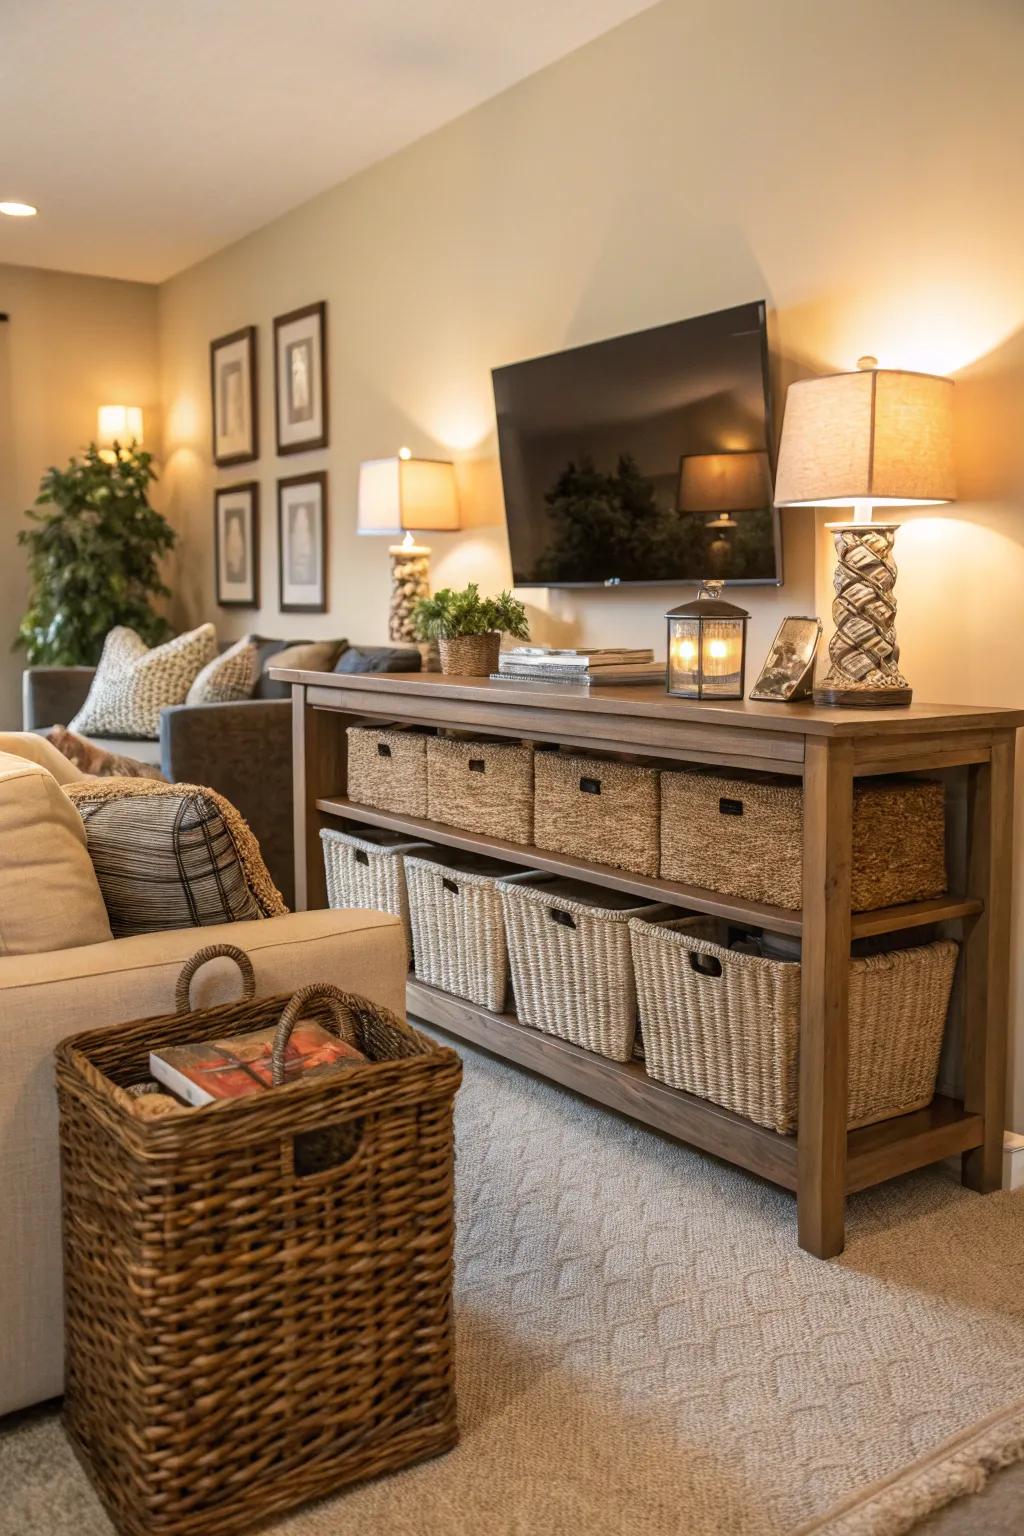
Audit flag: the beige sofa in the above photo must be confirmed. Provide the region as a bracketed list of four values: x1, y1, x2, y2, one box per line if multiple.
[1, 897, 407, 1417]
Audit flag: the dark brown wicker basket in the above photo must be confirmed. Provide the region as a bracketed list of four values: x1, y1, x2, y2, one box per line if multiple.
[56, 944, 462, 1536]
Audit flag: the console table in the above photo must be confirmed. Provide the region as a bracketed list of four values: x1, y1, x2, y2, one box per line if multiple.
[274, 668, 1022, 1259]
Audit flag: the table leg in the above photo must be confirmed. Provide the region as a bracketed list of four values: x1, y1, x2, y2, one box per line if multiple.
[291, 687, 348, 912]
[798, 737, 854, 1258]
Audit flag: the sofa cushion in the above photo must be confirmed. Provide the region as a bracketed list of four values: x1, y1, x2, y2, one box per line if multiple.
[69, 624, 218, 740]
[66, 779, 287, 938]
[258, 638, 347, 699]
[0, 752, 112, 955]
[187, 634, 260, 705]
[334, 645, 421, 675]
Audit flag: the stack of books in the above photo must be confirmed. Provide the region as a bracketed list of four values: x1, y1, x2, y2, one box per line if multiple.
[492, 647, 666, 687]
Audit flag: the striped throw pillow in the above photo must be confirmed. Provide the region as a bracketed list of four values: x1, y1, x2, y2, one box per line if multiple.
[66, 779, 287, 937]
[70, 624, 218, 740]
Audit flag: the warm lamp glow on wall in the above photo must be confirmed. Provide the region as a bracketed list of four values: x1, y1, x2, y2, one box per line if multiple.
[97, 405, 144, 451]
[357, 449, 461, 641]
[774, 358, 955, 706]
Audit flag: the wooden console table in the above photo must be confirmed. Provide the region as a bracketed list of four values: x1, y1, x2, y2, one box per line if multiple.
[274, 668, 1023, 1259]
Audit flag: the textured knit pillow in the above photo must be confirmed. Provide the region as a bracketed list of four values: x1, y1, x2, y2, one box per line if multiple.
[66, 779, 287, 937]
[187, 634, 260, 705]
[69, 624, 218, 740]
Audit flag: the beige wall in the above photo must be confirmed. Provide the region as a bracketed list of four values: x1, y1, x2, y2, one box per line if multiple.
[153, 0, 1019, 1130]
[0, 264, 160, 728]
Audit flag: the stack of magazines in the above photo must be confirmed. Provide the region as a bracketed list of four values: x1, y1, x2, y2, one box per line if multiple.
[492, 646, 666, 687]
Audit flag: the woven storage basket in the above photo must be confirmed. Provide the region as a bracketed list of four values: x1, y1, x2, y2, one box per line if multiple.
[630, 920, 958, 1133]
[347, 724, 430, 816]
[660, 771, 947, 912]
[534, 751, 660, 876]
[56, 945, 461, 1536]
[405, 850, 543, 1011]
[321, 825, 434, 952]
[426, 735, 534, 842]
[499, 878, 711, 1060]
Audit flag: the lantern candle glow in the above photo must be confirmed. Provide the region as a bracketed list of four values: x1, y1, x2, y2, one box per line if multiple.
[666, 581, 750, 699]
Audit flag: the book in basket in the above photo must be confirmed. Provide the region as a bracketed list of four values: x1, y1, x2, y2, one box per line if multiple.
[150, 1020, 367, 1106]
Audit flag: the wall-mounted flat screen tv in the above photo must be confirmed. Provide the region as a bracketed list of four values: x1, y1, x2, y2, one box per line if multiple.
[492, 300, 779, 588]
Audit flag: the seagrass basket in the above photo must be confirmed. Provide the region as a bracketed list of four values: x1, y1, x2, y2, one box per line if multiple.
[499, 878, 712, 1060]
[629, 920, 958, 1133]
[347, 724, 431, 816]
[426, 735, 534, 842]
[534, 750, 660, 876]
[660, 770, 947, 912]
[321, 824, 434, 952]
[405, 850, 542, 1011]
[56, 944, 462, 1536]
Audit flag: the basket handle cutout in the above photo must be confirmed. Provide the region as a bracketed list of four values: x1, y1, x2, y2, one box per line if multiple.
[273, 984, 360, 1087]
[294, 1119, 364, 1176]
[719, 797, 744, 817]
[468, 758, 486, 774]
[442, 877, 460, 896]
[354, 848, 370, 865]
[550, 908, 576, 930]
[689, 951, 723, 979]
[580, 776, 602, 796]
[175, 945, 256, 1014]
[377, 742, 392, 758]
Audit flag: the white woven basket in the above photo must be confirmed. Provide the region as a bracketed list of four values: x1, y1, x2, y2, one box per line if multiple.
[499, 878, 711, 1061]
[405, 851, 543, 1011]
[630, 919, 959, 1133]
[320, 826, 434, 952]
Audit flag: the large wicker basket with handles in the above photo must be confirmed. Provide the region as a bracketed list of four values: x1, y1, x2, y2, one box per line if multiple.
[321, 824, 434, 953]
[629, 919, 958, 1133]
[56, 945, 462, 1536]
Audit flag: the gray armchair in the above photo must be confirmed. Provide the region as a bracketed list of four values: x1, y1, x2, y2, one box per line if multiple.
[22, 641, 422, 908]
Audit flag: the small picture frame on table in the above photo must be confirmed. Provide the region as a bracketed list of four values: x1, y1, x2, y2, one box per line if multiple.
[214, 483, 260, 609]
[210, 325, 258, 466]
[749, 616, 822, 702]
[278, 471, 328, 613]
[274, 301, 328, 455]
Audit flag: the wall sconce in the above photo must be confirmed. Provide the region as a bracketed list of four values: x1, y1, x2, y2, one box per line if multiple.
[357, 448, 461, 642]
[97, 404, 144, 460]
[666, 580, 750, 700]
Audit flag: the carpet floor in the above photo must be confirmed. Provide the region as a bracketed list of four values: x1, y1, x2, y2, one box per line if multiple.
[2, 1031, 1023, 1536]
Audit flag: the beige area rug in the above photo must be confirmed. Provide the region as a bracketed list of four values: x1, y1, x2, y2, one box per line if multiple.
[2, 1033, 1023, 1536]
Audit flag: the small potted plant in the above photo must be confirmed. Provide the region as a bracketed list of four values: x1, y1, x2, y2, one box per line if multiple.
[412, 583, 530, 676]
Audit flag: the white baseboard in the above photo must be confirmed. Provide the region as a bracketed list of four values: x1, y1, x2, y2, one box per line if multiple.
[1003, 1132, 1024, 1190]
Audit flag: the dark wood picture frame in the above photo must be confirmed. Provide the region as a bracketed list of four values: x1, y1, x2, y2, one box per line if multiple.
[210, 325, 258, 467]
[273, 301, 328, 456]
[277, 470, 328, 613]
[214, 482, 260, 609]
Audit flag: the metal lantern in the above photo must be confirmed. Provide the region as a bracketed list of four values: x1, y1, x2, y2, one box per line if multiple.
[666, 580, 750, 700]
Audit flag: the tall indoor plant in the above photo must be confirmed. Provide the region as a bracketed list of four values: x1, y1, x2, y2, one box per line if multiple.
[412, 583, 529, 675]
[16, 442, 176, 665]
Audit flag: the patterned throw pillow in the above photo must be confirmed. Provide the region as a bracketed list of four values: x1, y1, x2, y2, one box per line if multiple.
[47, 725, 168, 781]
[70, 624, 218, 740]
[187, 634, 260, 705]
[66, 779, 288, 937]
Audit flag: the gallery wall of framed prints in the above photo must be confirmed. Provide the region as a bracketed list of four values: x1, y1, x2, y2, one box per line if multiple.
[211, 302, 330, 615]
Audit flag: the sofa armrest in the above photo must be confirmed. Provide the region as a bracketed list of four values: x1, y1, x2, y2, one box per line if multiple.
[161, 698, 295, 906]
[22, 666, 96, 730]
[0, 907, 407, 1417]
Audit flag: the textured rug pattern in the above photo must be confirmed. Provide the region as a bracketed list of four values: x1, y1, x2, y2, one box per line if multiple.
[2, 1034, 1024, 1535]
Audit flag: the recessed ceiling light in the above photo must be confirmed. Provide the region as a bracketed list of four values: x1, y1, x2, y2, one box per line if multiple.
[0, 201, 38, 218]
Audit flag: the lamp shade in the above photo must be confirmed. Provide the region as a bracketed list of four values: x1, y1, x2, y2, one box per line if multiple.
[97, 404, 144, 447]
[357, 456, 460, 536]
[774, 368, 955, 508]
[677, 450, 772, 514]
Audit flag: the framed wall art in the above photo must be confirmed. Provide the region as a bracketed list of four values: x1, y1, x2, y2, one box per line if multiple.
[214, 483, 260, 608]
[273, 301, 327, 455]
[210, 325, 258, 466]
[278, 471, 327, 613]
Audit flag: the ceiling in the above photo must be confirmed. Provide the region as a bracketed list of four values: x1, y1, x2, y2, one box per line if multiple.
[0, 0, 655, 285]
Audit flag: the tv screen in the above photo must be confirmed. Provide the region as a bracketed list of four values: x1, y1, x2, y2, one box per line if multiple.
[492, 301, 779, 588]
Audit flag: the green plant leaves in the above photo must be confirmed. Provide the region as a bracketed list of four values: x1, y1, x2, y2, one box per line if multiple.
[411, 583, 529, 642]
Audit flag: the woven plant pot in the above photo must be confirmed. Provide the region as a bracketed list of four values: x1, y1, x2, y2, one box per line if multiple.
[438, 632, 501, 677]
[630, 920, 958, 1134]
[56, 944, 462, 1536]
